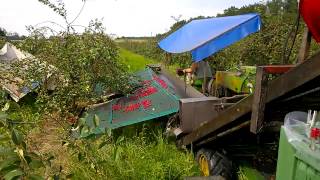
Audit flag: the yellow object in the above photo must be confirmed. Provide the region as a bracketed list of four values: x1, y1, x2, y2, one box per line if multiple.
[199, 154, 210, 176]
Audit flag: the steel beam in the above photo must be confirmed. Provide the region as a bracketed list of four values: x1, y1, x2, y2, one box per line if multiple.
[266, 52, 320, 102]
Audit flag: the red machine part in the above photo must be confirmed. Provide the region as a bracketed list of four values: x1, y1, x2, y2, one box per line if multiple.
[262, 65, 295, 74]
[310, 127, 320, 140]
[299, 0, 320, 42]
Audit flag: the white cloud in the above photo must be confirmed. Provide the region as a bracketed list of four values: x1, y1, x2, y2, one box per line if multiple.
[0, 0, 261, 37]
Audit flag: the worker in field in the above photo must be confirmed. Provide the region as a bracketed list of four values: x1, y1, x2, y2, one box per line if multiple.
[178, 58, 213, 94]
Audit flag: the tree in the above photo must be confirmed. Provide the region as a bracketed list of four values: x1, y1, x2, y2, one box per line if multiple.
[2, 1, 134, 115]
[0, 27, 6, 37]
[283, 0, 298, 13]
[266, 0, 284, 15]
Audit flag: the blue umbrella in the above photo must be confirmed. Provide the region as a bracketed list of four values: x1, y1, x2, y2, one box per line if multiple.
[158, 13, 262, 62]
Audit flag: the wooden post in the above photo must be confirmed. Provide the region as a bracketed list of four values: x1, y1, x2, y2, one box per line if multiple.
[165, 53, 172, 67]
[250, 67, 268, 134]
[297, 27, 312, 63]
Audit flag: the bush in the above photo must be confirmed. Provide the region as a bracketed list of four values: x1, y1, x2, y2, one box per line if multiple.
[13, 20, 134, 115]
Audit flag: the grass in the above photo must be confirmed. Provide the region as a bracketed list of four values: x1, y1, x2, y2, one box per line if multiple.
[119, 48, 157, 72]
[19, 103, 200, 179]
[119, 48, 182, 78]
[238, 164, 265, 180]
[69, 125, 200, 180]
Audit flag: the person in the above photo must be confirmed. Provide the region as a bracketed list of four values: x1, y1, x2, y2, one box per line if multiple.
[182, 59, 213, 94]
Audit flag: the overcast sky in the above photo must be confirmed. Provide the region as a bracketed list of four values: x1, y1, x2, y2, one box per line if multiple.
[0, 0, 262, 37]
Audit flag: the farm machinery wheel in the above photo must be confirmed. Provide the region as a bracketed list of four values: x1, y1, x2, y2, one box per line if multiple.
[196, 148, 234, 179]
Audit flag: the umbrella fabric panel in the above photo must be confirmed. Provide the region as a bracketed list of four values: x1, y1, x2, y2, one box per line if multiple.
[191, 15, 261, 62]
[158, 13, 261, 61]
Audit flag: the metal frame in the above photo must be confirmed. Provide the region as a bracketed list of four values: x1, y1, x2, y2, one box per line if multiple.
[179, 51, 320, 146]
[250, 67, 268, 134]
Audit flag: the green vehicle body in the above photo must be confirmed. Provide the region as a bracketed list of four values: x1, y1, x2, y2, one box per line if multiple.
[276, 126, 320, 180]
[214, 66, 256, 94]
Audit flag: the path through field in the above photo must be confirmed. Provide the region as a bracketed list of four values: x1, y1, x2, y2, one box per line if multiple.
[27, 113, 71, 177]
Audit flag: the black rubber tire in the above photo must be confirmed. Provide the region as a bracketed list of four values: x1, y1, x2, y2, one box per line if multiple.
[196, 148, 234, 180]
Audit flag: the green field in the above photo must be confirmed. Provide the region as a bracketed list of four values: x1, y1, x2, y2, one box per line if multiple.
[119, 48, 180, 76]
[119, 48, 157, 72]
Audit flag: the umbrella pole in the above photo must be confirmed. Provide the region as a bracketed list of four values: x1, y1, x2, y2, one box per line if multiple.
[184, 73, 187, 94]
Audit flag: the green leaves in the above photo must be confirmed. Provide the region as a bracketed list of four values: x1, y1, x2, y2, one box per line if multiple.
[106, 128, 112, 137]
[116, 136, 124, 145]
[0, 147, 15, 156]
[80, 126, 89, 136]
[78, 152, 84, 161]
[3, 169, 23, 180]
[2, 102, 10, 112]
[93, 114, 100, 127]
[29, 160, 44, 169]
[27, 174, 45, 180]
[0, 111, 7, 120]
[17, 26, 133, 115]
[78, 117, 86, 126]
[0, 156, 20, 172]
[112, 146, 122, 161]
[38, 0, 67, 18]
[11, 129, 23, 146]
[0, 125, 46, 179]
[98, 141, 108, 149]
[0, 111, 7, 126]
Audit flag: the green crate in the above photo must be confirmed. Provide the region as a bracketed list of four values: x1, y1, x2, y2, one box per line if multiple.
[276, 126, 320, 180]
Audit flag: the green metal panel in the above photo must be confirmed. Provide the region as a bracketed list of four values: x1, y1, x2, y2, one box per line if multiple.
[215, 66, 256, 94]
[276, 127, 320, 180]
[78, 68, 180, 138]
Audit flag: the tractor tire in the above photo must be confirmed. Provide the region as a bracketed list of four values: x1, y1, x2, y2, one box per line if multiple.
[196, 148, 234, 180]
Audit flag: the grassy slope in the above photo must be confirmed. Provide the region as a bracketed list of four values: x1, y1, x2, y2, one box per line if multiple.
[119, 48, 179, 74]
[119, 48, 156, 72]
